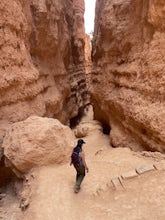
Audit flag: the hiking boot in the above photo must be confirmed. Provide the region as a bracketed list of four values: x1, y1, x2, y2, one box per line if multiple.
[74, 186, 80, 193]
[74, 188, 79, 193]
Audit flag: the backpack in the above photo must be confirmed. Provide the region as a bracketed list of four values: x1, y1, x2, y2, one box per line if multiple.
[71, 151, 80, 166]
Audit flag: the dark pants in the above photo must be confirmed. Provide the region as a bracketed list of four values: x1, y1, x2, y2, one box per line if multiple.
[74, 165, 85, 190]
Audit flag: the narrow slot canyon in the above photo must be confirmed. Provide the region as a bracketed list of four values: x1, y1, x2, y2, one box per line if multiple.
[0, 0, 165, 219]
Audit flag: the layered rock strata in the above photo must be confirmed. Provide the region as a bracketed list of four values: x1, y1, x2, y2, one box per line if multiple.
[91, 0, 165, 152]
[0, 0, 87, 147]
[85, 34, 92, 90]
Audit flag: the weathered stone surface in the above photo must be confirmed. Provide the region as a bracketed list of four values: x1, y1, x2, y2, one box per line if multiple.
[0, 193, 6, 200]
[85, 34, 92, 90]
[111, 176, 124, 189]
[3, 116, 75, 173]
[91, 0, 165, 152]
[154, 160, 165, 171]
[0, 0, 87, 146]
[74, 126, 88, 138]
[121, 170, 138, 180]
[76, 120, 103, 136]
[136, 164, 155, 175]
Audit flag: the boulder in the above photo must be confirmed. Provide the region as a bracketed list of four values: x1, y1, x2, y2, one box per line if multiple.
[74, 120, 103, 137]
[74, 126, 88, 138]
[3, 116, 75, 173]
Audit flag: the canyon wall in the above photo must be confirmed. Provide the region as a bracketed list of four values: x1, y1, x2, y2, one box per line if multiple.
[0, 0, 87, 147]
[85, 34, 92, 90]
[91, 0, 165, 152]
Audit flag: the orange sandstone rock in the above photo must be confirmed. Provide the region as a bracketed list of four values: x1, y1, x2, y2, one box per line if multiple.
[85, 34, 92, 90]
[0, 0, 87, 146]
[91, 0, 165, 152]
[3, 116, 75, 173]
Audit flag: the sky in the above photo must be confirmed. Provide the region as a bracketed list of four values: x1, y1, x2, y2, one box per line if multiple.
[84, 0, 96, 34]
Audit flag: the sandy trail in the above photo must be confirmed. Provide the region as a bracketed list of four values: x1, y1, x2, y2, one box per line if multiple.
[3, 108, 165, 220]
[22, 108, 165, 220]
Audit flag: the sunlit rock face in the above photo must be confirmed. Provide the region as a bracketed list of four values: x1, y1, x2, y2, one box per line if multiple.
[91, 0, 165, 152]
[0, 0, 87, 146]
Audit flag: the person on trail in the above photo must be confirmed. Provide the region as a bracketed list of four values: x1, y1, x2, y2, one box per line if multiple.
[70, 139, 89, 193]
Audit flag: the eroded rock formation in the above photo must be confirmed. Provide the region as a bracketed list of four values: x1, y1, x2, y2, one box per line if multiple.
[85, 34, 92, 90]
[0, 0, 87, 147]
[3, 116, 75, 173]
[91, 0, 165, 152]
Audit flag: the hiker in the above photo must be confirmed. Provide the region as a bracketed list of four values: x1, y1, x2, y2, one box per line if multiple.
[70, 139, 89, 193]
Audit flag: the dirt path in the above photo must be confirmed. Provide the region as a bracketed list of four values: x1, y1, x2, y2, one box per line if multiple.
[23, 108, 165, 220]
[3, 107, 165, 219]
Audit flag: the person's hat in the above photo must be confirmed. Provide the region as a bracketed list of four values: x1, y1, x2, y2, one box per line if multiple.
[78, 139, 86, 145]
